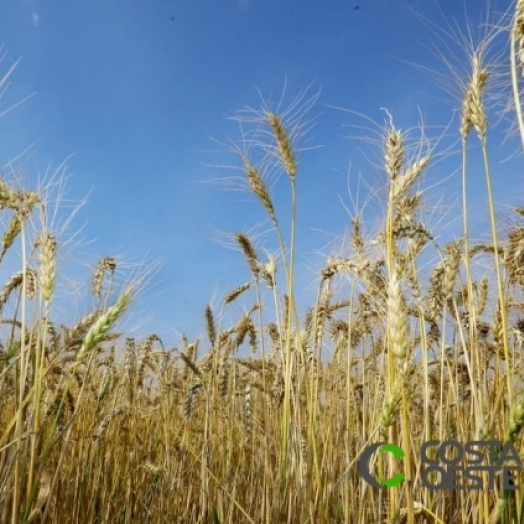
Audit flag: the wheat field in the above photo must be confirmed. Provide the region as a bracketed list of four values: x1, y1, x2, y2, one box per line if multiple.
[3, 2, 524, 523]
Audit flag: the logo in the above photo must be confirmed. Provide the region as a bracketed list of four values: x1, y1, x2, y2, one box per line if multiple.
[359, 440, 522, 491]
[358, 442, 405, 488]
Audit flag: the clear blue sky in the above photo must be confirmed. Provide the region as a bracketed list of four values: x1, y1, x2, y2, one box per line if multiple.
[0, 0, 518, 345]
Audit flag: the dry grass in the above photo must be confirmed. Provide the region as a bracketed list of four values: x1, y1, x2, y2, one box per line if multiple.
[3, 2, 524, 523]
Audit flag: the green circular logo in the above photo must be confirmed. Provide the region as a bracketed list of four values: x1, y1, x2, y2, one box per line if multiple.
[358, 442, 405, 489]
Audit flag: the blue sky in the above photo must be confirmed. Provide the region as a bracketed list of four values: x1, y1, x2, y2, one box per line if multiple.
[0, 0, 518, 345]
